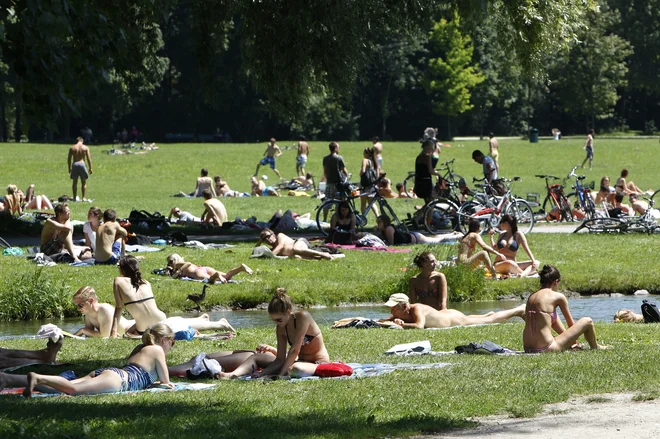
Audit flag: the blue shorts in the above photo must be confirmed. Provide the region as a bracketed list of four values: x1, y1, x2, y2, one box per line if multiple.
[586, 147, 593, 159]
[95, 241, 122, 265]
[259, 156, 276, 169]
[262, 186, 275, 196]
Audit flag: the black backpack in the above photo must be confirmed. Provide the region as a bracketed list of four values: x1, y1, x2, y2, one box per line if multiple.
[641, 299, 660, 323]
[128, 209, 167, 231]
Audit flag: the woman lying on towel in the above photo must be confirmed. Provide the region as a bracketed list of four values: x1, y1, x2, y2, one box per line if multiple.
[216, 289, 330, 379]
[409, 252, 447, 310]
[112, 256, 235, 338]
[376, 214, 462, 246]
[523, 265, 609, 353]
[165, 254, 253, 284]
[20, 323, 175, 397]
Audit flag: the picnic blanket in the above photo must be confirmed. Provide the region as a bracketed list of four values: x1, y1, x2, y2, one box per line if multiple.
[1, 382, 217, 398]
[324, 244, 411, 253]
[125, 245, 164, 253]
[384, 340, 524, 356]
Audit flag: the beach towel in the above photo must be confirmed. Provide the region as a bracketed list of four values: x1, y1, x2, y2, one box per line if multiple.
[250, 246, 288, 259]
[332, 317, 403, 329]
[324, 244, 411, 253]
[125, 245, 164, 253]
[385, 340, 432, 355]
[1, 382, 217, 398]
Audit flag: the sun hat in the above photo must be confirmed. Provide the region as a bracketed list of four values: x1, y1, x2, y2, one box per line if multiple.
[384, 293, 410, 307]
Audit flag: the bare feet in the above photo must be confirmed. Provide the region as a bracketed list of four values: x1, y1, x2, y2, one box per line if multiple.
[45, 337, 63, 363]
[241, 264, 254, 275]
[23, 372, 38, 398]
[215, 372, 236, 380]
[595, 344, 612, 350]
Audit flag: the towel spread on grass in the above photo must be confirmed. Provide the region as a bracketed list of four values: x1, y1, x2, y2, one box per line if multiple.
[269, 362, 453, 382]
[0, 382, 217, 397]
[324, 244, 411, 253]
[177, 277, 240, 284]
[332, 317, 403, 329]
[384, 340, 524, 356]
[125, 245, 164, 253]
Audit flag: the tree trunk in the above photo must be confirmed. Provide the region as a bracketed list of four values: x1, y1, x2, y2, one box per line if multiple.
[446, 115, 452, 140]
[14, 102, 21, 142]
[0, 91, 5, 142]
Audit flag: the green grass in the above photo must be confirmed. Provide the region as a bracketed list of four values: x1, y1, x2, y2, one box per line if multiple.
[1, 322, 659, 438]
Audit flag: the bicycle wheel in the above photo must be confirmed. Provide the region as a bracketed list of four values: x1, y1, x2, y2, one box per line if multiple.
[403, 172, 416, 196]
[505, 200, 535, 234]
[582, 193, 597, 220]
[423, 198, 459, 235]
[557, 194, 574, 222]
[573, 217, 626, 234]
[315, 200, 340, 236]
[456, 201, 486, 234]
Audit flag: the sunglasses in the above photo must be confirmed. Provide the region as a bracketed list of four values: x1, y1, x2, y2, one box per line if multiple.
[76, 301, 86, 309]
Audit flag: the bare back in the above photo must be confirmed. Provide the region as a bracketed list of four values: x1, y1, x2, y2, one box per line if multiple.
[298, 141, 309, 156]
[69, 142, 89, 163]
[95, 222, 127, 261]
[113, 278, 166, 332]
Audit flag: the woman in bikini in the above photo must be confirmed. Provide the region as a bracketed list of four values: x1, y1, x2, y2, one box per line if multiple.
[165, 254, 253, 284]
[217, 288, 329, 379]
[489, 214, 539, 277]
[523, 265, 609, 353]
[21, 323, 175, 398]
[409, 252, 447, 310]
[260, 228, 334, 260]
[327, 200, 357, 244]
[23, 184, 54, 211]
[112, 256, 235, 338]
[457, 220, 504, 275]
[376, 214, 462, 246]
[2, 184, 22, 216]
[615, 168, 650, 196]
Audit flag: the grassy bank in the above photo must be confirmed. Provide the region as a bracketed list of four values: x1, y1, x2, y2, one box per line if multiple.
[1, 322, 658, 438]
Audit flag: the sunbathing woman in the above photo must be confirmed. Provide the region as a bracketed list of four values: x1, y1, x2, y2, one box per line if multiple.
[260, 228, 335, 260]
[165, 253, 253, 284]
[409, 252, 447, 310]
[377, 214, 462, 246]
[111, 256, 235, 338]
[22, 323, 175, 398]
[217, 289, 330, 379]
[489, 214, 539, 277]
[523, 265, 609, 353]
[458, 220, 504, 275]
[615, 168, 649, 196]
[23, 184, 54, 211]
[3, 184, 22, 216]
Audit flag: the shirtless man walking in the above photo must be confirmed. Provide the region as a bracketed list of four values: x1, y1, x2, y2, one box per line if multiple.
[260, 228, 334, 260]
[254, 137, 283, 179]
[488, 132, 500, 173]
[40, 203, 85, 263]
[201, 189, 228, 226]
[372, 136, 384, 170]
[68, 136, 93, 201]
[379, 293, 525, 329]
[95, 209, 127, 264]
[296, 136, 310, 177]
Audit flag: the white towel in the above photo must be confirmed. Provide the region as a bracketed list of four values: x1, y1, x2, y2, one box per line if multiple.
[37, 324, 63, 342]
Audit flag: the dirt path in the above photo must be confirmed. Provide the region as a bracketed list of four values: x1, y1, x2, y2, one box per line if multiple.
[417, 393, 660, 439]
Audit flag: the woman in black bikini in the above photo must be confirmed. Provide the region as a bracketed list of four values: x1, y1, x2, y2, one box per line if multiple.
[327, 200, 357, 244]
[489, 214, 539, 277]
[217, 289, 329, 379]
[408, 252, 447, 310]
[523, 265, 608, 353]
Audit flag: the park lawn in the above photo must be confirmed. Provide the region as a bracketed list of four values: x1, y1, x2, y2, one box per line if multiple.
[1, 322, 659, 438]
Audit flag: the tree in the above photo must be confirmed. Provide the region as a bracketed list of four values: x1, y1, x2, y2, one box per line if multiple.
[549, 3, 632, 131]
[424, 14, 485, 139]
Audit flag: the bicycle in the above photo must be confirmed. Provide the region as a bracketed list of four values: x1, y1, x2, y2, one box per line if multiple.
[315, 174, 408, 236]
[574, 196, 660, 234]
[456, 177, 534, 234]
[403, 159, 466, 201]
[535, 174, 573, 222]
[566, 165, 596, 220]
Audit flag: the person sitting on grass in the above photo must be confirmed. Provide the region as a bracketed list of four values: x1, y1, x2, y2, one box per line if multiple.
[396, 182, 417, 198]
[22, 323, 176, 398]
[488, 214, 539, 277]
[111, 256, 236, 338]
[612, 192, 633, 216]
[164, 253, 253, 284]
[376, 214, 462, 246]
[327, 200, 357, 244]
[168, 348, 277, 378]
[201, 189, 228, 227]
[293, 173, 314, 188]
[40, 203, 90, 263]
[95, 209, 127, 265]
[2, 184, 22, 216]
[378, 293, 525, 329]
[216, 288, 330, 379]
[457, 220, 504, 275]
[615, 168, 650, 196]
[377, 178, 398, 199]
[523, 265, 609, 353]
[259, 228, 335, 260]
[408, 252, 447, 310]
[83, 207, 102, 253]
[192, 168, 216, 198]
[250, 176, 281, 197]
[168, 207, 201, 224]
[628, 193, 649, 216]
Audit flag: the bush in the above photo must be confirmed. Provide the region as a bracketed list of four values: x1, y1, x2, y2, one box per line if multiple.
[643, 120, 657, 136]
[443, 263, 488, 302]
[0, 269, 76, 320]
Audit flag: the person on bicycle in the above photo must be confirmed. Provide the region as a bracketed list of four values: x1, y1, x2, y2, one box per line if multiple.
[523, 265, 609, 353]
[322, 141, 349, 199]
[376, 214, 461, 246]
[457, 220, 503, 275]
[489, 214, 539, 277]
[414, 140, 441, 203]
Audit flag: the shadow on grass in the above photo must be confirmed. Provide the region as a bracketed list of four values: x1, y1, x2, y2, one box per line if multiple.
[0, 397, 474, 438]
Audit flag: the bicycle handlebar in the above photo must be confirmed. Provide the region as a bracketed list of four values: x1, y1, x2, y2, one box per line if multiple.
[442, 158, 455, 166]
[535, 174, 560, 180]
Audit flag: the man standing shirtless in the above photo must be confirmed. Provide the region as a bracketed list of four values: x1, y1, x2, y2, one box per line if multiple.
[296, 136, 310, 177]
[95, 209, 127, 264]
[372, 136, 384, 170]
[254, 137, 283, 179]
[68, 136, 93, 201]
[379, 293, 525, 329]
[40, 203, 85, 263]
[201, 189, 228, 226]
[488, 132, 500, 173]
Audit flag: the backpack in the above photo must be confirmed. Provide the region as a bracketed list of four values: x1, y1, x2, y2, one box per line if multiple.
[128, 209, 167, 231]
[641, 300, 660, 323]
[360, 166, 378, 188]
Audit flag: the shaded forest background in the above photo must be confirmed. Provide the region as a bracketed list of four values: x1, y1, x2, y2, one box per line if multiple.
[0, 0, 658, 143]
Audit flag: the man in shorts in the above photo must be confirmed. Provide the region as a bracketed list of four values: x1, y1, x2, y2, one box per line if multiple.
[40, 203, 86, 263]
[321, 141, 348, 199]
[488, 132, 499, 172]
[254, 137, 283, 179]
[372, 136, 384, 170]
[95, 209, 127, 265]
[296, 136, 310, 177]
[581, 129, 594, 170]
[68, 136, 93, 201]
[201, 189, 228, 226]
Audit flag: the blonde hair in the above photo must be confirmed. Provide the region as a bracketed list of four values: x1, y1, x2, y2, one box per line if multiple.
[141, 323, 174, 345]
[613, 309, 644, 323]
[5, 185, 20, 212]
[73, 286, 97, 302]
[166, 253, 183, 266]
